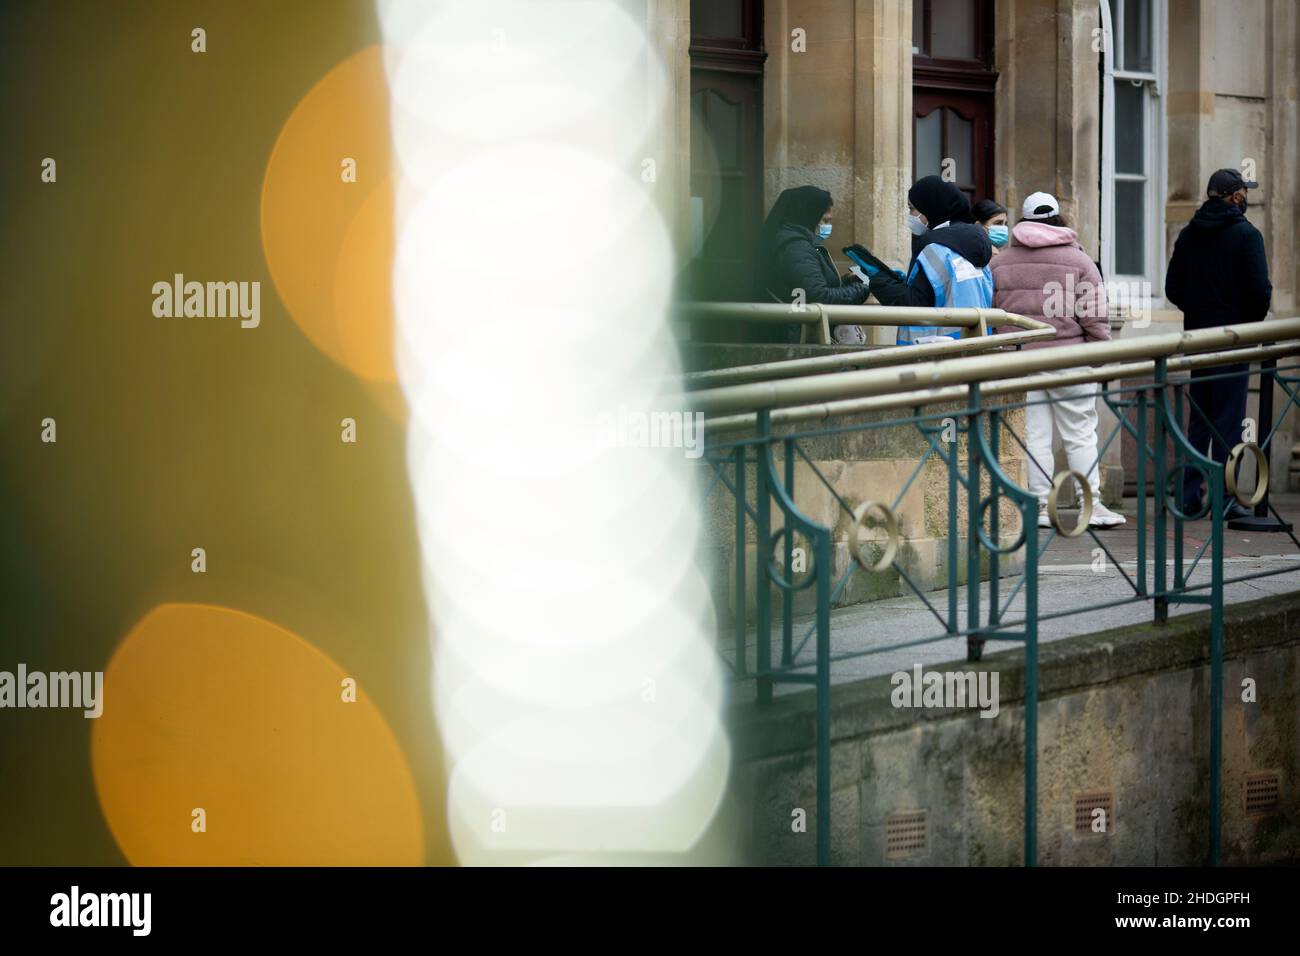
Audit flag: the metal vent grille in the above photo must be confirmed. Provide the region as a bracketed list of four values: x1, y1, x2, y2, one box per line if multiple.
[885, 810, 927, 859]
[1245, 772, 1280, 815]
[1074, 792, 1114, 835]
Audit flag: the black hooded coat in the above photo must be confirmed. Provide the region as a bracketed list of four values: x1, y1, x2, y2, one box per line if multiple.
[1165, 197, 1271, 330]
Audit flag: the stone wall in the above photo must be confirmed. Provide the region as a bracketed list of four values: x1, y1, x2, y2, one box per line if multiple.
[994, 0, 1101, 257]
[728, 590, 1300, 865]
[762, 0, 914, 345]
[1166, 0, 1298, 316]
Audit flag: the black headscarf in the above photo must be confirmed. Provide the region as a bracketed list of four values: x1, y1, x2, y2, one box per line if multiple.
[753, 186, 833, 299]
[908, 175, 972, 226]
[769, 185, 832, 232]
[906, 177, 989, 271]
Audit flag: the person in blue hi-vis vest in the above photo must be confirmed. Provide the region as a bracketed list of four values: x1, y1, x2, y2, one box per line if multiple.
[864, 176, 994, 344]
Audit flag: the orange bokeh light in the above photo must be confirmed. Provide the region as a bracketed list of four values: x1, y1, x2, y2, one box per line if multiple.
[92, 603, 423, 866]
[261, 44, 398, 386]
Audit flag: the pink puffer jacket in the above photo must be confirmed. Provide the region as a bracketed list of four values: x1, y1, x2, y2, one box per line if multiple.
[990, 221, 1110, 348]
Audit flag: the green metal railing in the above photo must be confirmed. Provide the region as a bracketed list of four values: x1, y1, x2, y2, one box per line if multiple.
[690, 308, 1300, 866]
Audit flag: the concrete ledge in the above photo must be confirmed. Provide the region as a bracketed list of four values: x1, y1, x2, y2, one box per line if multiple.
[731, 590, 1300, 762]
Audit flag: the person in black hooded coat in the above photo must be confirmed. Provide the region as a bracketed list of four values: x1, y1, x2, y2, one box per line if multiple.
[867, 176, 992, 309]
[751, 185, 870, 342]
[1165, 168, 1273, 517]
[1165, 178, 1271, 331]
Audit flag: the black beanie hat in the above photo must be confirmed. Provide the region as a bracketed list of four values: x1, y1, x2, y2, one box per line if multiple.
[908, 175, 972, 225]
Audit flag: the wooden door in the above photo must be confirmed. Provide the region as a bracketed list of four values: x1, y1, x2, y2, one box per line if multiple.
[913, 90, 993, 209]
[687, 0, 765, 308]
[912, 0, 996, 209]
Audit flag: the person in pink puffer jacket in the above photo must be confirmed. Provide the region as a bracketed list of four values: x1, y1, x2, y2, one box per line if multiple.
[990, 191, 1124, 529]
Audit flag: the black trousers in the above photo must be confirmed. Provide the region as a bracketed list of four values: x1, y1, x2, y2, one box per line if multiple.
[1182, 364, 1248, 505]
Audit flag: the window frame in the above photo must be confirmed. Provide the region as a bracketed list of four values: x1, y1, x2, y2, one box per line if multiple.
[912, 0, 997, 93]
[1100, 0, 1167, 303]
[688, 0, 764, 71]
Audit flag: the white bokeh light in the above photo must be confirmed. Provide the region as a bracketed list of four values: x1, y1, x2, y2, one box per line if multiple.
[380, 0, 730, 863]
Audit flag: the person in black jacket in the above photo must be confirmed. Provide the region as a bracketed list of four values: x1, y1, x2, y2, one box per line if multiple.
[752, 185, 870, 343]
[1165, 167, 1273, 517]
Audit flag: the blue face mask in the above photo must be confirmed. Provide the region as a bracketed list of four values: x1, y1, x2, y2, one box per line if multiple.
[817, 223, 833, 240]
[988, 224, 1009, 247]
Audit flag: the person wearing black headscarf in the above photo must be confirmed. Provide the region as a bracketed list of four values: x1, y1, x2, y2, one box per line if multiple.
[866, 175, 993, 309]
[751, 185, 870, 343]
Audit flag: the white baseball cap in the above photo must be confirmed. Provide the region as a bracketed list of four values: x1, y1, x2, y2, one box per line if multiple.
[1021, 191, 1060, 220]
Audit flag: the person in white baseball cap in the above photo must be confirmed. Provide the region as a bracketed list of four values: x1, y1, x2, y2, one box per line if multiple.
[991, 190, 1125, 529]
[1021, 191, 1061, 221]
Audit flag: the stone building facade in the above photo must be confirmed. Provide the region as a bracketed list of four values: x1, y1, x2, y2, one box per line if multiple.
[644, 0, 1300, 490]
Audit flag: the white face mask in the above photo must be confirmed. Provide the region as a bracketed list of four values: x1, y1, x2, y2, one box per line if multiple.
[817, 223, 833, 240]
[906, 214, 927, 236]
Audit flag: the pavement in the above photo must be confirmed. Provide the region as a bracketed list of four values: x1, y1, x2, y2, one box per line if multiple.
[725, 493, 1300, 697]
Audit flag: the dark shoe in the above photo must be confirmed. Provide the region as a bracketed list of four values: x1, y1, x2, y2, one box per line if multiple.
[1224, 501, 1254, 522]
[1179, 496, 1206, 518]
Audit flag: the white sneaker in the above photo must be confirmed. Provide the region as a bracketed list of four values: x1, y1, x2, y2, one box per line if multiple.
[1037, 506, 1051, 529]
[1089, 502, 1126, 528]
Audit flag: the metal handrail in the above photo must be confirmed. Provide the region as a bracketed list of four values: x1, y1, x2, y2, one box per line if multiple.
[684, 319, 1057, 390]
[678, 301, 1043, 329]
[686, 316, 1300, 416]
[705, 341, 1300, 432]
[676, 302, 1048, 347]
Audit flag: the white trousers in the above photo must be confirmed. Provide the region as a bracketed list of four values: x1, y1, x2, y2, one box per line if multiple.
[1024, 371, 1102, 506]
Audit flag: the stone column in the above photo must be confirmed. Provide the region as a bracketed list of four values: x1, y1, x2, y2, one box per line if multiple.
[850, 0, 915, 302]
[1164, 0, 1212, 245]
[764, 0, 913, 344]
[995, 0, 1101, 256]
[1055, 0, 1102, 256]
[1267, 0, 1299, 489]
[762, 2, 858, 221]
[1267, 0, 1298, 317]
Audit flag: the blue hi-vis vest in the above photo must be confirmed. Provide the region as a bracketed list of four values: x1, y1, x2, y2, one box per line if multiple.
[896, 242, 994, 345]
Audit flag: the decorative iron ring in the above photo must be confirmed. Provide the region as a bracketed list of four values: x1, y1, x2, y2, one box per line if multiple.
[848, 501, 899, 572]
[976, 493, 1028, 555]
[767, 525, 818, 591]
[1046, 470, 1093, 537]
[1225, 442, 1268, 507]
